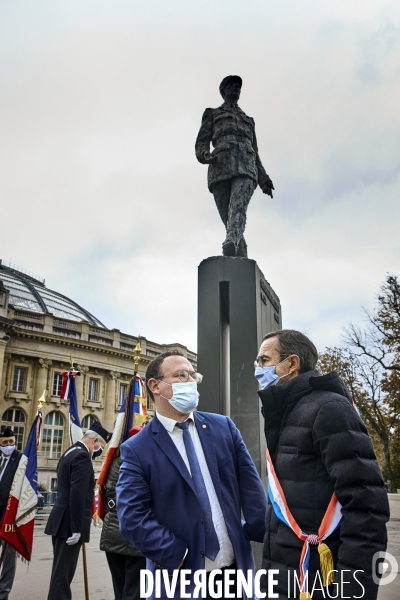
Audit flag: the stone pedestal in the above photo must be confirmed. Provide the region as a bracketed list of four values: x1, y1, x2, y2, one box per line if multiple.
[197, 256, 282, 479]
[197, 256, 282, 568]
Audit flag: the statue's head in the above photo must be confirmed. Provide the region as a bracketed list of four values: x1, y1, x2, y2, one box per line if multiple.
[219, 75, 242, 103]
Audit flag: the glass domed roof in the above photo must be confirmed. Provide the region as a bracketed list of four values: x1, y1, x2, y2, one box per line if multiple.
[0, 261, 105, 327]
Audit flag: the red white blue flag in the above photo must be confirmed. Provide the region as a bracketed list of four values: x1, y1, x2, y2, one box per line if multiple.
[0, 411, 43, 561]
[95, 375, 146, 521]
[60, 370, 83, 444]
[133, 375, 147, 425]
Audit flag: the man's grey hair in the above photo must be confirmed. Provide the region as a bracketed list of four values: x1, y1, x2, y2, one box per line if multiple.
[82, 430, 106, 444]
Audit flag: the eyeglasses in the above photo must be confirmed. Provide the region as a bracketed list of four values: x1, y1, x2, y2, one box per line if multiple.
[156, 370, 203, 384]
[254, 355, 288, 368]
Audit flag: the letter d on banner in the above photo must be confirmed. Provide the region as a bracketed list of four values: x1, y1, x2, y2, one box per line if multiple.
[140, 570, 154, 598]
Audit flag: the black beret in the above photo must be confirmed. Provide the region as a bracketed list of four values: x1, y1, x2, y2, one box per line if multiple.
[219, 75, 242, 97]
[90, 421, 112, 443]
[0, 427, 15, 438]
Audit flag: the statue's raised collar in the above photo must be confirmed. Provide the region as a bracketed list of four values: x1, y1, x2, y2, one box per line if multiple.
[220, 101, 240, 112]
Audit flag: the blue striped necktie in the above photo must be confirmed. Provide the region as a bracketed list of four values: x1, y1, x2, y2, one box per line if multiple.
[175, 420, 220, 560]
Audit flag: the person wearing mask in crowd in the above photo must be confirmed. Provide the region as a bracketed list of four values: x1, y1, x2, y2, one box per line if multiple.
[117, 350, 267, 600]
[0, 428, 20, 600]
[100, 425, 146, 600]
[256, 329, 390, 600]
[45, 421, 111, 600]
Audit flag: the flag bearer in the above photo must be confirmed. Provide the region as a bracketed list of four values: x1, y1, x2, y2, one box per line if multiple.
[0, 427, 20, 600]
[45, 421, 111, 600]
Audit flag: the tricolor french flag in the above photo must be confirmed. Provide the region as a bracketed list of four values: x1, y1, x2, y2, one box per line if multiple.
[95, 374, 146, 521]
[133, 375, 148, 424]
[0, 411, 43, 561]
[60, 370, 83, 444]
[95, 398, 126, 521]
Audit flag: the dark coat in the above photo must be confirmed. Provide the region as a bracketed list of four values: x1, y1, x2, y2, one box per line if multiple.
[117, 411, 267, 600]
[259, 370, 390, 600]
[100, 456, 142, 556]
[0, 449, 22, 523]
[44, 441, 94, 543]
[195, 103, 272, 191]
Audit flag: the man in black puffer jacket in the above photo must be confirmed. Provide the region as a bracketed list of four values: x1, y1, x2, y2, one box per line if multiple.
[256, 330, 389, 600]
[100, 426, 145, 600]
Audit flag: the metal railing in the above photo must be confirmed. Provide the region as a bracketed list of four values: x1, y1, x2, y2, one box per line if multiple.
[41, 491, 58, 505]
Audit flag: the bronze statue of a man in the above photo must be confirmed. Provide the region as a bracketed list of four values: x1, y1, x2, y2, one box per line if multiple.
[195, 75, 274, 258]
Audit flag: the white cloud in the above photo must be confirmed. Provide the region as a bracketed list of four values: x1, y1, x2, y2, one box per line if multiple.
[1, 0, 399, 353]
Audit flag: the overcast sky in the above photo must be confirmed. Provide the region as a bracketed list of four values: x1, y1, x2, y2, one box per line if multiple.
[1, 0, 399, 354]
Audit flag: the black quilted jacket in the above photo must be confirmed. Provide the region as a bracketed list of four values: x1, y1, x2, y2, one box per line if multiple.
[259, 370, 389, 600]
[99, 456, 143, 557]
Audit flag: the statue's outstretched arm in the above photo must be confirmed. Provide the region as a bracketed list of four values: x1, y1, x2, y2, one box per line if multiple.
[195, 108, 217, 164]
[253, 128, 274, 198]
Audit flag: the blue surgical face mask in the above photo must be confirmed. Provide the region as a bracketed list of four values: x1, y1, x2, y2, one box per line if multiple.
[160, 381, 199, 414]
[254, 357, 291, 390]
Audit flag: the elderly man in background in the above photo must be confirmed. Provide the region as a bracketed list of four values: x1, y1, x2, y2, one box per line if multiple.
[45, 421, 111, 600]
[0, 427, 20, 600]
[256, 329, 390, 600]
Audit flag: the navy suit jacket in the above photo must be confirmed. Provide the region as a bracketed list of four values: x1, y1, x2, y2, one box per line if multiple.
[44, 441, 94, 543]
[116, 411, 267, 599]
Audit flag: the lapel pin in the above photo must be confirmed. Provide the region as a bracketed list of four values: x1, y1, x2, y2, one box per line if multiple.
[202, 424, 207, 428]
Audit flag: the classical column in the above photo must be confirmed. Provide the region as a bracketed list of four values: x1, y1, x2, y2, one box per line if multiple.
[104, 371, 120, 432]
[0, 341, 9, 400]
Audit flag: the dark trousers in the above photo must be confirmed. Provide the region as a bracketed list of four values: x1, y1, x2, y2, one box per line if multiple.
[212, 176, 257, 257]
[105, 552, 146, 600]
[0, 540, 17, 600]
[47, 537, 82, 600]
[206, 562, 242, 599]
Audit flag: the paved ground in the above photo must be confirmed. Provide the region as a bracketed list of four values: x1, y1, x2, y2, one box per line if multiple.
[11, 520, 114, 600]
[9, 517, 400, 599]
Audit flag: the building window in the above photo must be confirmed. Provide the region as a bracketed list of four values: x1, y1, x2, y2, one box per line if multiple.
[146, 391, 155, 412]
[43, 412, 64, 459]
[12, 367, 26, 392]
[1, 409, 25, 450]
[88, 378, 98, 401]
[119, 383, 127, 405]
[81, 415, 97, 432]
[52, 373, 63, 397]
[51, 478, 58, 491]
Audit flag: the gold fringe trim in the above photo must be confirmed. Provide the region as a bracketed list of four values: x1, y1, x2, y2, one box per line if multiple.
[318, 543, 335, 586]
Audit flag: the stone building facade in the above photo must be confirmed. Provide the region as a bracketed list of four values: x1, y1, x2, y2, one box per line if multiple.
[0, 260, 196, 489]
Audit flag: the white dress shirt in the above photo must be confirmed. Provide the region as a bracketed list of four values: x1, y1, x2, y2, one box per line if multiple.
[156, 411, 235, 571]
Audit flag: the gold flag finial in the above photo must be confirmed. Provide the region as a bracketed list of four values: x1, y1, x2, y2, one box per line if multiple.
[69, 353, 74, 369]
[134, 340, 141, 373]
[37, 389, 46, 410]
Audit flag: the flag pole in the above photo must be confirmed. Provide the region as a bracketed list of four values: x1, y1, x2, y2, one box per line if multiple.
[134, 339, 141, 376]
[82, 542, 90, 600]
[133, 340, 141, 427]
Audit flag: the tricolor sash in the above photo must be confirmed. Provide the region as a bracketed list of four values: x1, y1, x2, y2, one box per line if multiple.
[266, 448, 343, 599]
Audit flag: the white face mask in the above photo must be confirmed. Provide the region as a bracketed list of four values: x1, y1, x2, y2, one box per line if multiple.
[160, 381, 200, 413]
[1, 445, 15, 457]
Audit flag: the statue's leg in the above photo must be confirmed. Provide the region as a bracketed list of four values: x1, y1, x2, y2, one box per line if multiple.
[212, 179, 236, 256]
[226, 177, 257, 256]
[237, 237, 248, 258]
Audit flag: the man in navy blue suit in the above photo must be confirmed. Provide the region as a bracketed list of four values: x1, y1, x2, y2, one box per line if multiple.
[116, 350, 267, 600]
